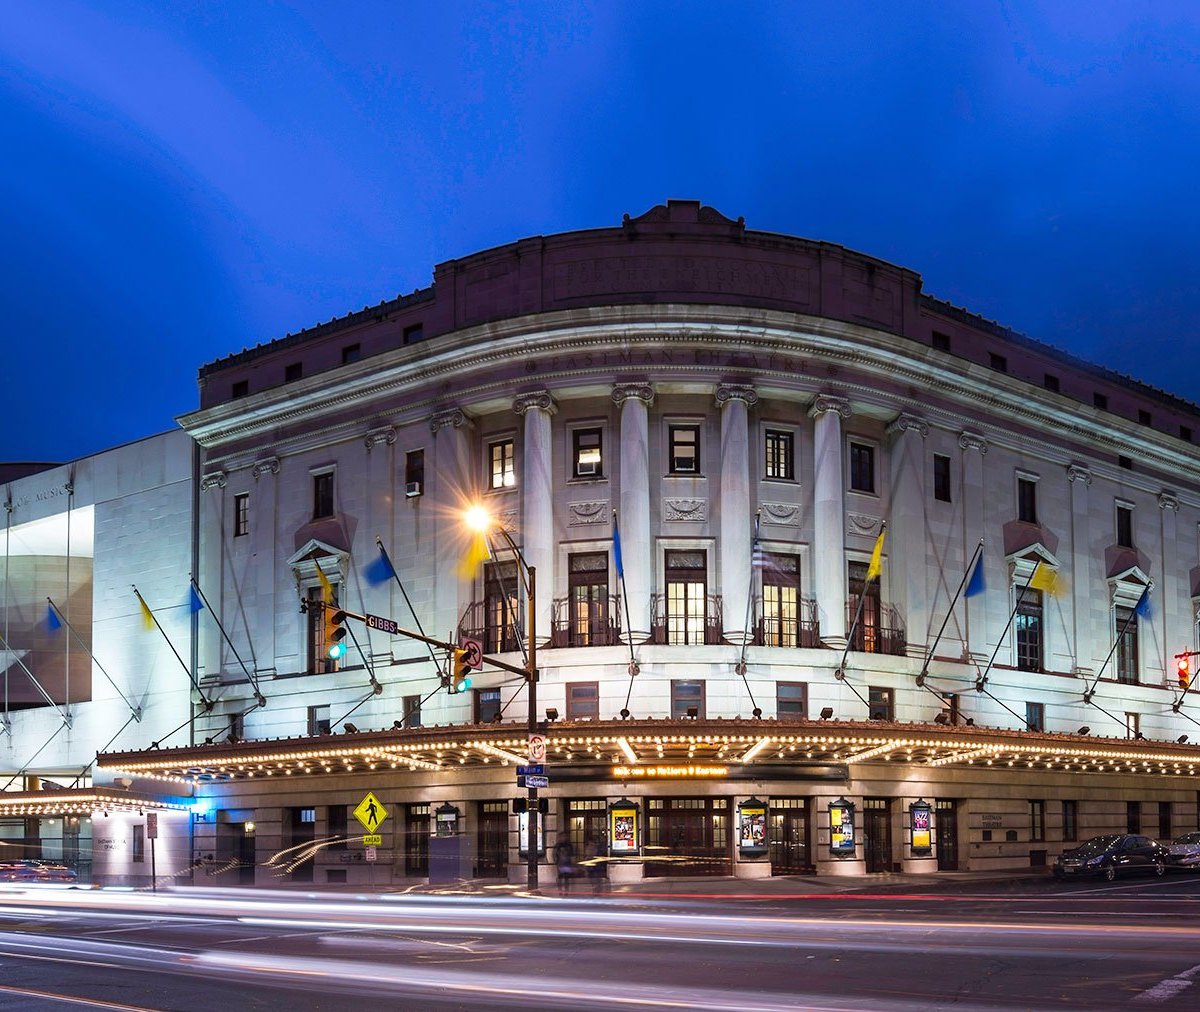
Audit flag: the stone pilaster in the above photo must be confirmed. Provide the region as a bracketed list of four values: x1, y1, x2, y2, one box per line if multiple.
[716, 384, 758, 644]
[809, 395, 851, 643]
[251, 457, 280, 674]
[959, 431, 989, 663]
[1067, 463, 1092, 674]
[886, 413, 929, 655]
[429, 407, 474, 645]
[514, 391, 557, 645]
[1159, 490, 1181, 682]
[613, 383, 655, 643]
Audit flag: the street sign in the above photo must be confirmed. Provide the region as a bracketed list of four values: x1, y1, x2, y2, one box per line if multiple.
[365, 846, 377, 862]
[524, 774, 549, 789]
[146, 812, 158, 839]
[353, 791, 389, 833]
[528, 734, 546, 764]
[365, 612, 400, 635]
[362, 834, 382, 846]
[516, 764, 544, 776]
[461, 637, 483, 670]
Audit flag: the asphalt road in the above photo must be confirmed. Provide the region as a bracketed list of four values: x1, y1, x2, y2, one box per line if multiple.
[2, 874, 1200, 1010]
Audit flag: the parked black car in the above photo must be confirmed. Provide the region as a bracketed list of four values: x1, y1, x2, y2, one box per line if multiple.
[1053, 834, 1168, 881]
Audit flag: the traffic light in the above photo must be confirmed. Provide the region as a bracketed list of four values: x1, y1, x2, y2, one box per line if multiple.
[325, 607, 348, 661]
[1178, 654, 1191, 690]
[449, 648, 472, 693]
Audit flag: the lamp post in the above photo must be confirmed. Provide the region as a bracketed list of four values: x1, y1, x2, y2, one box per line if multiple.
[465, 505, 540, 893]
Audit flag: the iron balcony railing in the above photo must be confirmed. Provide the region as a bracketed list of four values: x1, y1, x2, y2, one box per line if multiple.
[649, 593, 725, 646]
[549, 595, 623, 648]
[457, 601, 522, 654]
[845, 600, 907, 656]
[751, 596, 823, 648]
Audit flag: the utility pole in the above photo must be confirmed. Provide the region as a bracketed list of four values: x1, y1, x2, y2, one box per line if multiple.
[526, 565, 538, 894]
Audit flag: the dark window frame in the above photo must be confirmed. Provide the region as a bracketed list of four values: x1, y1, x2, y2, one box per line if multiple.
[402, 694, 422, 728]
[668, 424, 701, 475]
[1030, 800, 1046, 842]
[933, 454, 952, 503]
[567, 551, 609, 647]
[285, 362, 303, 383]
[312, 471, 334, 519]
[764, 428, 795, 481]
[572, 427, 604, 479]
[132, 823, 145, 863]
[664, 549, 707, 645]
[989, 352, 1008, 373]
[1116, 504, 1134, 549]
[566, 681, 600, 720]
[1025, 701, 1045, 732]
[776, 681, 807, 719]
[488, 438, 516, 490]
[1043, 373, 1060, 392]
[1015, 587, 1044, 673]
[231, 379, 249, 399]
[849, 441, 875, 494]
[867, 686, 893, 721]
[670, 679, 706, 720]
[1017, 476, 1038, 524]
[234, 492, 249, 538]
[474, 687, 502, 724]
[761, 553, 801, 647]
[341, 343, 361, 365]
[1062, 800, 1078, 842]
[1115, 605, 1139, 684]
[405, 449, 425, 490]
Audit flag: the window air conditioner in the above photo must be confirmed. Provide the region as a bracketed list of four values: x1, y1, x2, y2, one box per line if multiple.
[405, 481, 423, 498]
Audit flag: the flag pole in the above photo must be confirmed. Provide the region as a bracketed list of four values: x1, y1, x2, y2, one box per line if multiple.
[614, 510, 639, 717]
[133, 585, 213, 711]
[189, 578, 266, 706]
[1083, 583, 1151, 703]
[46, 596, 139, 717]
[376, 538, 443, 672]
[975, 559, 1042, 692]
[734, 511, 761, 715]
[916, 539, 984, 687]
[836, 522, 886, 680]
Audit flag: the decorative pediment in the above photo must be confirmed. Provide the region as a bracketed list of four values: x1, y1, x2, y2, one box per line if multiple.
[287, 539, 348, 585]
[1006, 543, 1060, 583]
[1107, 564, 1152, 610]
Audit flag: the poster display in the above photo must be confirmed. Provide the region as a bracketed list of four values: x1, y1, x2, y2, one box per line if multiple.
[829, 798, 856, 855]
[737, 798, 768, 857]
[517, 810, 545, 856]
[909, 800, 932, 854]
[608, 799, 640, 856]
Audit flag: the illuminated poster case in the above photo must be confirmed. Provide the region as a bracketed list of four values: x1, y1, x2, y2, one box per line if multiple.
[828, 797, 856, 856]
[738, 797, 768, 857]
[608, 799, 640, 857]
[909, 799, 932, 855]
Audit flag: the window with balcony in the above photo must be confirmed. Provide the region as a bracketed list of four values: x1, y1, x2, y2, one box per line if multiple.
[761, 553, 800, 647]
[488, 439, 516, 490]
[313, 471, 334, 519]
[671, 680, 705, 719]
[234, 493, 249, 537]
[665, 550, 707, 645]
[849, 442, 875, 493]
[1017, 476, 1038, 524]
[776, 682, 806, 719]
[764, 429, 794, 481]
[668, 425, 700, 474]
[566, 681, 600, 720]
[1015, 588, 1043, 672]
[1116, 605, 1139, 684]
[483, 561, 519, 653]
[848, 561, 882, 652]
[566, 552, 610, 647]
[572, 428, 603, 479]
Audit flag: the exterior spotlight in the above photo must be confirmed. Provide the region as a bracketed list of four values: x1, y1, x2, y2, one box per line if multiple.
[545, 708, 559, 721]
[620, 708, 630, 719]
[1178, 734, 1189, 744]
[1078, 726, 1090, 735]
[820, 707, 834, 720]
[343, 722, 359, 733]
[933, 712, 949, 725]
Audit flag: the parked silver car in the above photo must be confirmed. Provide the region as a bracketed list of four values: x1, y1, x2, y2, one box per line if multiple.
[1166, 832, 1200, 869]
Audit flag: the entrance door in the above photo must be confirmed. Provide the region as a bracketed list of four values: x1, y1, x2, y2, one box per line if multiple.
[405, 803, 430, 876]
[567, 800, 608, 880]
[769, 798, 811, 875]
[476, 801, 508, 878]
[863, 798, 892, 873]
[645, 798, 731, 877]
[936, 800, 959, 871]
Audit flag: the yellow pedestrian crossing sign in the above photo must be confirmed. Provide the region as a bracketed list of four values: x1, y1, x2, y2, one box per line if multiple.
[353, 791, 389, 833]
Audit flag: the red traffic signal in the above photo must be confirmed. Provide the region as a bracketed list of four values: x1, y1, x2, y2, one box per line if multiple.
[1178, 655, 1191, 690]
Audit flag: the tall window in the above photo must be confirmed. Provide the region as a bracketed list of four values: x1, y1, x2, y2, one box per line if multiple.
[671, 680, 705, 719]
[665, 549, 707, 645]
[933, 454, 951, 502]
[1126, 800, 1141, 833]
[1025, 701, 1045, 732]
[475, 688, 501, 723]
[568, 552, 609, 646]
[313, 472, 334, 519]
[761, 553, 800, 647]
[776, 682, 806, 719]
[868, 686, 893, 721]
[668, 425, 700, 474]
[566, 681, 599, 720]
[405, 449, 425, 493]
[1115, 605, 1139, 684]
[234, 493, 249, 537]
[1160, 801, 1172, 840]
[488, 439, 515, 489]
[483, 561, 519, 653]
[572, 428, 603, 478]
[1125, 712, 1141, 740]
[1015, 588, 1043, 672]
[848, 561, 881, 653]
[849, 442, 875, 493]
[1030, 800, 1046, 842]
[1017, 476, 1038, 523]
[764, 429, 794, 480]
[402, 694, 421, 728]
[1062, 800, 1078, 842]
[1116, 504, 1134, 548]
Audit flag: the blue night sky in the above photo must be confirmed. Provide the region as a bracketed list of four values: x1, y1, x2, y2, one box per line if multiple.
[2, 2, 1198, 462]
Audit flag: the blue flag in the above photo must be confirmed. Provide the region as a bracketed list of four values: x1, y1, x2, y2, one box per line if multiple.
[188, 584, 205, 613]
[964, 554, 985, 598]
[46, 603, 62, 632]
[1136, 585, 1153, 619]
[613, 514, 624, 579]
[365, 550, 396, 587]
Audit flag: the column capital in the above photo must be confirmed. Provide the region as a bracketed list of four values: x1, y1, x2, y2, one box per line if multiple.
[807, 394, 850, 420]
[364, 426, 396, 450]
[715, 383, 758, 409]
[612, 382, 655, 407]
[429, 407, 472, 434]
[1159, 490, 1180, 512]
[200, 470, 227, 491]
[886, 413, 928, 439]
[958, 431, 988, 454]
[513, 390, 557, 416]
[252, 456, 280, 480]
[1066, 463, 1092, 486]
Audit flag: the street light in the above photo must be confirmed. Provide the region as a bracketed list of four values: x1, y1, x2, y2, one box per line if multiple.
[464, 502, 540, 894]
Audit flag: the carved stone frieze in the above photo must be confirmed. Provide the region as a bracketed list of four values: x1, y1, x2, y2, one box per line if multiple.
[252, 457, 280, 480]
[664, 497, 707, 522]
[612, 383, 655, 407]
[760, 501, 802, 526]
[568, 500, 610, 526]
[847, 512, 883, 536]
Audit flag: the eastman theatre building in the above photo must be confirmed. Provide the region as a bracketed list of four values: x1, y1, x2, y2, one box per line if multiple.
[12, 201, 1200, 886]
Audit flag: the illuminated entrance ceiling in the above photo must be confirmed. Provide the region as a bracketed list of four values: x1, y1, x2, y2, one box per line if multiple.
[96, 719, 1200, 785]
[0, 787, 192, 817]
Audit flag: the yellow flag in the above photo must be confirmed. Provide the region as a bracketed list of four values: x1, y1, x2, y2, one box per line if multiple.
[138, 595, 155, 631]
[458, 532, 492, 579]
[1029, 566, 1064, 598]
[314, 559, 333, 602]
[866, 529, 886, 581]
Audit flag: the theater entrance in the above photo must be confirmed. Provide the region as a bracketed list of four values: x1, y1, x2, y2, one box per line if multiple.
[645, 797, 731, 877]
[769, 798, 812, 875]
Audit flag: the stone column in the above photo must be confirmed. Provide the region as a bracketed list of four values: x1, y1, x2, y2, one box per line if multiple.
[809, 395, 851, 644]
[430, 407, 473, 644]
[613, 383, 655, 643]
[1159, 491, 1181, 683]
[959, 432, 989, 663]
[1067, 464, 1093, 675]
[886, 413, 929, 655]
[197, 470, 227, 683]
[250, 456, 280, 678]
[716, 383, 757, 644]
[363, 427, 396, 665]
[514, 392, 556, 647]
